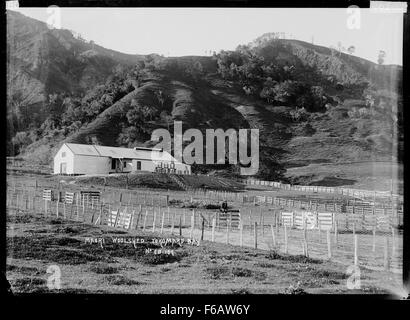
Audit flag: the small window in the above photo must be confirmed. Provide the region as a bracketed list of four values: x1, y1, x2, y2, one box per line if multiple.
[111, 159, 116, 170]
[124, 161, 127, 168]
[137, 161, 141, 170]
[62, 152, 66, 158]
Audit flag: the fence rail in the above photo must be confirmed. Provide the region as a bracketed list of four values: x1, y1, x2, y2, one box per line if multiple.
[246, 179, 403, 203]
[6, 185, 403, 275]
[243, 195, 403, 227]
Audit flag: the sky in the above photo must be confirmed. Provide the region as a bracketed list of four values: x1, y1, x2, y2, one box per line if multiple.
[9, 7, 404, 65]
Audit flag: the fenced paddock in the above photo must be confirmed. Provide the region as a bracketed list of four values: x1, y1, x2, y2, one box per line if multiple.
[246, 178, 403, 204]
[7, 182, 403, 275]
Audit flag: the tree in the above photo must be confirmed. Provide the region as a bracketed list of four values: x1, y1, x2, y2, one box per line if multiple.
[61, 97, 84, 124]
[259, 77, 278, 104]
[154, 89, 166, 109]
[337, 42, 343, 55]
[378, 50, 386, 65]
[160, 110, 173, 131]
[11, 131, 33, 154]
[185, 61, 204, 81]
[126, 105, 144, 127]
[290, 107, 309, 122]
[272, 80, 300, 104]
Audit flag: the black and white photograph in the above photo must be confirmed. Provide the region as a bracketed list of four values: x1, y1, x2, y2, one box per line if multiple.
[4, 0, 408, 301]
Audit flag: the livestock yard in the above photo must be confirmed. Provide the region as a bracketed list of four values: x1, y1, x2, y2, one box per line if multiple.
[6, 170, 404, 294]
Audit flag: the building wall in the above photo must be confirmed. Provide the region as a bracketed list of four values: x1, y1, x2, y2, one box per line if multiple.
[73, 155, 110, 174]
[129, 159, 192, 173]
[131, 159, 156, 172]
[108, 159, 134, 173]
[53, 144, 75, 174]
[54, 144, 192, 175]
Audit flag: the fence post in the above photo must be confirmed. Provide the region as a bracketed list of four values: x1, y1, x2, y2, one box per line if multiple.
[262, 212, 265, 236]
[354, 234, 358, 266]
[129, 210, 136, 230]
[372, 226, 376, 252]
[152, 209, 157, 232]
[16, 193, 20, 212]
[171, 210, 175, 234]
[76, 196, 80, 221]
[190, 211, 194, 238]
[301, 240, 306, 256]
[56, 193, 60, 218]
[143, 210, 147, 231]
[98, 204, 103, 225]
[201, 218, 205, 241]
[179, 215, 182, 236]
[270, 224, 276, 247]
[226, 219, 230, 245]
[334, 218, 338, 245]
[254, 222, 258, 249]
[327, 229, 332, 259]
[135, 210, 141, 230]
[91, 203, 96, 223]
[160, 210, 165, 234]
[249, 211, 252, 236]
[212, 218, 216, 242]
[303, 221, 308, 257]
[284, 224, 288, 254]
[318, 221, 321, 243]
[82, 196, 85, 221]
[391, 227, 396, 255]
[240, 222, 243, 247]
[384, 236, 390, 271]
[34, 195, 38, 213]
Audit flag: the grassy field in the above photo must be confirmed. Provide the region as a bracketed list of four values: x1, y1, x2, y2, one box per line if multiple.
[285, 161, 403, 194]
[6, 212, 400, 294]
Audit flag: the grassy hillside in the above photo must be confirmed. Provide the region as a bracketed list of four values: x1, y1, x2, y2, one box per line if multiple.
[80, 172, 242, 192]
[7, 13, 403, 182]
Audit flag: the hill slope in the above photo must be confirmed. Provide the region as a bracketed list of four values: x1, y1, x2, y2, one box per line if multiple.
[7, 12, 403, 181]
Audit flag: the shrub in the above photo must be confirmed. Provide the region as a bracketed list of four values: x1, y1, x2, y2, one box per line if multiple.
[205, 266, 231, 280]
[289, 107, 308, 122]
[103, 275, 140, 286]
[90, 263, 119, 274]
[348, 107, 374, 119]
[283, 282, 307, 295]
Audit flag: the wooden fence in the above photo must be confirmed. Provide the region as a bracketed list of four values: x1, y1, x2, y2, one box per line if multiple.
[7, 186, 402, 274]
[246, 178, 403, 203]
[243, 195, 404, 227]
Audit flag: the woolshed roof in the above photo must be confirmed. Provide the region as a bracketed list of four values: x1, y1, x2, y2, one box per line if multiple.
[63, 143, 183, 163]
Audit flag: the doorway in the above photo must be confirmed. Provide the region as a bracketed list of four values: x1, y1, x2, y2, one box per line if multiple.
[60, 162, 67, 174]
